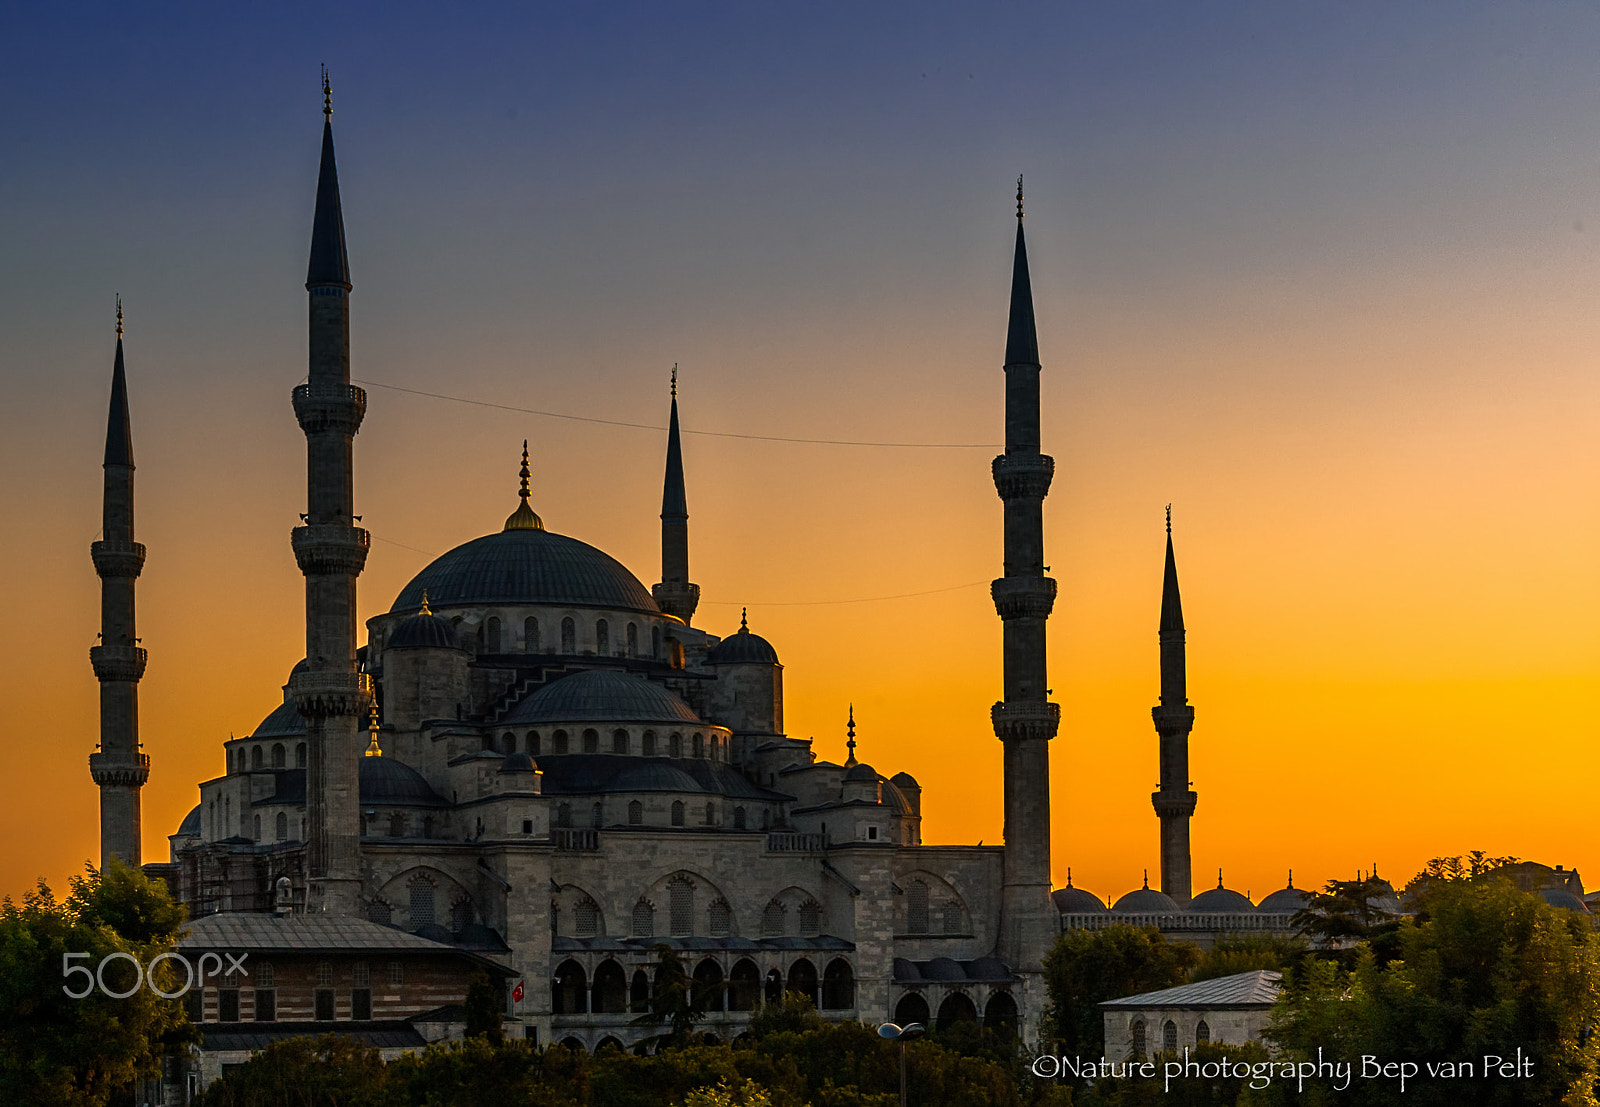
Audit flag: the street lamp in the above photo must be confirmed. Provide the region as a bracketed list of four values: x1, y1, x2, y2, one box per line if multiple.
[878, 1021, 925, 1107]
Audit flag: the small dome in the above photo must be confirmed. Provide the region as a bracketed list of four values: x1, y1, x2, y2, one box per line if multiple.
[391, 528, 658, 615]
[922, 956, 966, 982]
[505, 669, 702, 725]
[609, 761, 706, 793]
[388, 611, 460, 650]
[1190, 883, 1256, 913]
[499, 752, 539, 774]
[1113, 876, 1181, 914]
[174, 804, 202, 838]
[1540, 888, 1590, 913]
[359, 757, 448, 806]
[250, 698, 306, 740]
[1052, 883, 1109, 914]
[889, 771, 920, 790]
[1258, 873, 1310, 914]
[707, 624, 780, 665]
[843, 762, 878, 784]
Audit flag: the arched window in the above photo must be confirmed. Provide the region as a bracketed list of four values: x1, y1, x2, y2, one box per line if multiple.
[612, 729, 628, 754]
[271, 743, 285, 768]
[553, 960, 587, 1015]
[554, 730, 569, 754]
[251, 746, 263, 770]
[592, 960, 626, 1013]
[984, 991, 1019, 1039]
[484, 616, 502, 653]
[729, 959, 760, 1011]
[669, 733, 682, 758]
[704, 802, 716, 825]
[942, 901, 963, 934]
[1132, 1020, 1147, 1057]
[408, 877, 435, 929]
[642, 731, 657, 756]
[296, 742, 306, 768]
[556, 803, 571, 828]
[761, 900, 785, 937]
[671, 800, 684, 826]
[389, 813, 405, 837]
[1163, 1020, 1178, 1053]
[799, 899, 821, 937]
[652, 625, 662, 658]
[764, 968, 784, 1005]
[787, 959, 818, 1005]
[582, 728, 599, 754]
[630, 969, 650, 1012]
[591, 802, 603, 828]
[937, 992, 978, 1030]
[669, 877, 694, 936]
[693, 959, 724, 1012]
[252, 814, 261, 841]
[450, 898, 472, 932]
[526, 731, 540, 756]
[734, 806, 746, 829]
[502, 732, 516, 753]
[596, 619, 609, 656]
[709, 898, 732, 936]
[275, 812, 288, 841]
[575, 897, 600, 937]
[524, 616, 539, 652]
[1196, 1020, 1210, 1044]
[895, 992, 930, 1027]
[693, 733, 704, 758]
[560, 617, 576, 653]
[908, 880, 930, 934]
[628, 801, 643, 825]
[626, 623, 638, 657]
[632, 900, 654, 938]
[822, 958, 855, 1010]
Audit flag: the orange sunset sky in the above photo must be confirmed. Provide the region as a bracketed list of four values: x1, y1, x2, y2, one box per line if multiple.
[4, 4, 1600, 906]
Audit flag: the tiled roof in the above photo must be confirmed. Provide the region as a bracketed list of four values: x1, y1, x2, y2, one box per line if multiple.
[1099, 969, 1283, 1010]
[179, 913, 461, 954]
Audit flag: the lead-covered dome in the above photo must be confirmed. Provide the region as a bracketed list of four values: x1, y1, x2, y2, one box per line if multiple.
[503, 669, 701, 725]
[1052, 880, 1109, 914]
[1190, 876, 1256, 913]
[707, 626, 780, 665]
[388, 610, 460, 650]
[390, 529, 659, 615]
[1112, 876, 1180, 914]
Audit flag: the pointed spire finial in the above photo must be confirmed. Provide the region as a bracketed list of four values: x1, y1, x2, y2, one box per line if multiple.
[520, 439, 531, 499]
[740, 606, 748, 632]
[419, 589, 431, 617]
[504, 440, 545, 531]
[365, 701, 382, 756]
[1066, 867, 1073, 888]
[671, 363, 678, 398]
[1287, 868, 1294, 889]
[115, 294, 123, 337]
[1142, 869, 1150, 889]
[1218, 868, 1225, 889]
[1166, 503, 1172, 535]
[844, 704, 857, 765]
[322, 64, 332, 119]
[1016, 174, 1024, 221]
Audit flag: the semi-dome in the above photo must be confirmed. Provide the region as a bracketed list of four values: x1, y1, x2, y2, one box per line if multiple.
[707, 614, 780, 665]
[388, 609, 460, 650]
[250, 698, 306, 740]
[359, 757, 449, 806]
[390, 528, 658, 615]
[503, 669, 701, 725]
[1190, 873, 1256, 913]
[1052, 875, 1108, 914]
[1258, 872, 1310, 914]
[174, 804, 202, 838]
[498, 751, 539, 774]
[1540, 888, 1590, 913]
[889, 771, 919, 790]
[609, 761, 706, 793]
[1112, 875, 1180, 914]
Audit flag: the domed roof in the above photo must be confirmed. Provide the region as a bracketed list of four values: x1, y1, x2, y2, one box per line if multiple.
[174, 804, 201, 838]
[1113, 875, 1181, 914]
[1190, 874, 1256, 913]
[498, 751, 539, 774]
[1052, 877, 1109, 914]
[1258, 873, 1310, 914]
[359, 757, 449, 806]
[608, 762, 706, 793]
[503, 669, 701, 725]
[889, 771, 920, 790]
[922, 956, 966, 982]
[250, 697, 306, 740]
[707, 614, 779, 665]
[843, 762, 878, 783]
[1540, 888, 1590, 913]
[390, 528, 658, 615]
[388, 610, 460, 650]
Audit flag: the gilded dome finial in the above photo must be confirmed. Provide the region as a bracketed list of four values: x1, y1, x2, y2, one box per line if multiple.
[740, 606, 748, 632]
[504, 439, 545, 531]
[419, 589, 431, 616]
[115, 294, 123, 337]
[364, 702, 382, 757]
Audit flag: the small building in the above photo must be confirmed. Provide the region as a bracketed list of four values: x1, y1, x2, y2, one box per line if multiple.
[1100, 969, 1281, 1059]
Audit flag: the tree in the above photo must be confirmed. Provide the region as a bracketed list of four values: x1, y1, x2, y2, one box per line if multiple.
[1265, 878, 1600, 1106]
[632, 945, 714, 1050]
[1289, 874, 1402, 963]
[192, 1035, 388, 1107]
[1190, 933, 1307, 983]
[464, 971, 506, 1042]
[0, 860, 192, 1107]
[1041, 924, 1200, 1061]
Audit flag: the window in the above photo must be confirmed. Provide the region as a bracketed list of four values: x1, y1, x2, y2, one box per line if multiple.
[275, 812, 288, 841]
[388, 962, 404, 987]
[450, 899, 472, 931]
[352, 962, 369, 986]
[315, 989, 335, 1021]
[527, 731, 540, 756]
[1163, 1020, 1177, 1052]
[1196, 1020, 1210, 1044]
[219, 988, 240, 1021]
[554, 730, 569, 754]
[367, 900, 391, 925]
[867, 826, 878, 840]
[628, 800, 643, 824]
[942, 902, 963, 934]
[799, 899, 821, 937]
[296, 742, 306, 767]
[669, 878, 694, 936]
[351, 988, 372, 1020]
[502, 732, 516, 753]
[484, 616, 502, 653]
[560, 617, 576, 653]
[271, 743, 285, 768]
[252, 746, 263, 769]
[389, 813, 405, 837]
[252, 814, 261, 841]
[613, 729, 628, 754]
[184, 989, 202, 1022]
[1132, 1020, 1146, 1057]
[591, 802, 603, 828]
[908, 880, 930, 934]
[669, 733, 682, 758]
[632, 900, 654, 937]
[522, 818, 534, 834]
[524, 616, 539, 652]
[576, 898, 600, 937]
[709, 898, 732, 937]
[671, 801, 684, 827]
[705, 802, 716, 825]
[583, 728, 599, 753]
[626, 623, 638, 657]
[409, 878, 435, 928]
[693, 733, 704, 758]
[596, 619, 609, 655]
[557, 803, 571, 827]
[734, 806, 746, 829]
[761, 901, 785, 937]
[652, 625, 662, 658]
[316, 961, 333, 986]
[643, 731, 657, 756]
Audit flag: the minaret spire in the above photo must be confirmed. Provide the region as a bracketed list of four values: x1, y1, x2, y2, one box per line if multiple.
[652, 365, 699, 623]
[290, 78, 370, 916]
[991, 179, 1059, 978]
[504, 440, 545, 531]
[90, 298, 150, 869]
[844, 704, 858, 766]
[1152, 507, 1197, 903]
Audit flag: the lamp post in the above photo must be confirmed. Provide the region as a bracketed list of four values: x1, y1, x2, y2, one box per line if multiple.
[878, 1021, 925, 1107]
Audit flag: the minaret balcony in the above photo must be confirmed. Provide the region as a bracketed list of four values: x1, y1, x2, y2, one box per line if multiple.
[990, 576, 1057, 620]
[90, 539, 146, 579]
[89, 644, 147, 683]
[651, 581, 700, 620]
[292, 382, 367, 435]
[89, 751, 150, 787]
[1151, 788, 1198, 818]
[992, 453, 1055, 501]
[1151, 704, 1195, 732]
[991, 700, 1060, 742]
[289, 670, 374, 720]
[291, 524, 371, 576]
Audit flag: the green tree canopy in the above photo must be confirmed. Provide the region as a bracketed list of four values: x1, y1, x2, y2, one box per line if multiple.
[1041, 924, 1200, 1061]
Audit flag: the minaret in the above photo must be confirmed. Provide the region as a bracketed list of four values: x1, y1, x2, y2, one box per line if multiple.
[289, 71, 371, 915]
[89, 297, 150, 869]
[991, 179, 1059, 969]
[1151, 506, 1197, 903]
[652, 365, 699, 624]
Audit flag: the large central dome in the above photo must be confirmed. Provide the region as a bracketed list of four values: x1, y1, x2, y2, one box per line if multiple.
[390, 529, 659, 615]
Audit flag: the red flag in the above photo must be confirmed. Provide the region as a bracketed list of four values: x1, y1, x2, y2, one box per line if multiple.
[511, 979, 525, 1003]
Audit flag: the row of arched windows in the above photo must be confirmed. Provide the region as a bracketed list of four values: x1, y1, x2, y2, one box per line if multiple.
[553, 800, 748, 831]
[893, 990, 1017, 1038]
[492, 727, 726, 760]
[1130, 1018, 1209, 1056]
[378, 875, 473, 933]
[905, 879, 966, 935]
[552, 956, 856, 1016]
[477, 615, 655, 660]
[231, 741, 307, 775]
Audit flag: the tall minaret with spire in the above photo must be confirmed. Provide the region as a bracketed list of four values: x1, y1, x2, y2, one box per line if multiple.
[1152, 507, 1197, 903]
[89, 297, 150, 870]
[991, 178, 1059, 970]
[652, 365, 699, 624]
[289, 70, 371, 915]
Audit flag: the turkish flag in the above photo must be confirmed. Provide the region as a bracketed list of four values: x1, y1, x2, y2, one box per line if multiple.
[511, 979, 525, 1003]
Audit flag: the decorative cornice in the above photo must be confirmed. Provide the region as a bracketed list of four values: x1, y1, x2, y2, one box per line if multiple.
[90, 644, 147, 683]
[992, 453, 1054, 501]
[292, 382, 367, 436]
[291, 524, 370, 576]
[991, 700, 1060, 742]
[991, 575, 1057, 620]
[290, 670, 374, 719]
[90, 539, 146, 580]
[89, 751, 150, 787]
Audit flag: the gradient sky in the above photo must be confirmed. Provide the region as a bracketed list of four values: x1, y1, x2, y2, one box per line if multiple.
[4, 3, 1600, 906]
